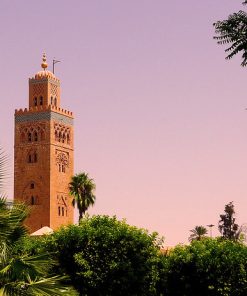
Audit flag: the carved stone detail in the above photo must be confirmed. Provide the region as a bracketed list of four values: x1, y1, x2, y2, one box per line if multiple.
[55, 150, 69, 167]
[18, 122, 46, 143]
[54, 122, 71, 144]
[32, 83, 45, 96]
[50, 83, 58, 97]
[57, 194, 68, 206]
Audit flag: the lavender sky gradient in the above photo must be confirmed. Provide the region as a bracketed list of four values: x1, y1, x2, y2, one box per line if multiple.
[1, 0, 247, 245]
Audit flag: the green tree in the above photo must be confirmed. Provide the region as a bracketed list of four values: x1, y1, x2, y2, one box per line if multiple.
[163, 238, 247, 296]
[69, 172, 96, 221]
[189, 225, 208, 242]
[42, 215, 164, 296]
[218, 201, 240, 240]
[214, 1, 247, 66]
[0, 148, 76, 295]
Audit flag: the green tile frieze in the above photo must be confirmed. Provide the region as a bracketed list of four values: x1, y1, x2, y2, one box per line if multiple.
[15, 111, 73, 125]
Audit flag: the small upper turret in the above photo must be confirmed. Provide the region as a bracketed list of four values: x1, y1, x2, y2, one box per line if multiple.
[29, 53, 61, 109]
[15, 53, 73, 118]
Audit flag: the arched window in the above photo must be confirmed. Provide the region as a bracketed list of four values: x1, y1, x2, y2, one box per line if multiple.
[28, 154, 32, 163]
[30, 183, 34, 189]
[31, 196, 35, 205]
[28, 133, 32, 142]
[21, 132, 25, 143]
[62, 207, 64, 216]
[34, 97, 37, 106]
[58, 132, 61, 142]
[34, 131, 38, 141]
[58, 164, 61, 172]
[34, 153, 37, 163]
[40, 96, 43, 106]
[58, 206, 61, 216]
[41, 130, 45, 141]
[67, 134, 70, 145]
[54, 97, 57, 107]
[62, 165, 65, 173]
[51, 96, 53, 105]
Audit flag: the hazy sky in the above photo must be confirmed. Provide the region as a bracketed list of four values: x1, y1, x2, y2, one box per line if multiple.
[1, 0, 247, 245]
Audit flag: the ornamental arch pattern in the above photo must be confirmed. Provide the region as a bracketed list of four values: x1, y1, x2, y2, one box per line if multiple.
[54, 123, 71, 145]
[55, 150, 69, 173]
[18, 123, 46, 143]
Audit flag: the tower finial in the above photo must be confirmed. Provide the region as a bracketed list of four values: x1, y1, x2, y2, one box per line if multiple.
[41, 53, 48, 70]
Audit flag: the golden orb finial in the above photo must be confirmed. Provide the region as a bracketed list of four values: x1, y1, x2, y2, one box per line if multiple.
[41, 53, 48, 70]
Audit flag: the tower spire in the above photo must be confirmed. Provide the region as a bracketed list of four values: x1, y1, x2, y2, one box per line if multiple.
[41, 53, 48, 70]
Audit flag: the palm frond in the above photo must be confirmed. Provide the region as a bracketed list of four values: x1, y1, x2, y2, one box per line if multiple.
[24, 275, 78, 296]
[0, 148, 8, 192]
[0, 201, 29, 243]
[69, 172, 96, 221]
[0, 252, 55, 282]
[189, 226, 208, 242]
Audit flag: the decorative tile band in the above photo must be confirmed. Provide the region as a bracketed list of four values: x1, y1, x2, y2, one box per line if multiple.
[15, 111, 73, 125]
[29, 78, 60, 86]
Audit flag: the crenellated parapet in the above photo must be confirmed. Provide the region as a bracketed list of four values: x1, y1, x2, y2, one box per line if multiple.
[15, 105, 73, 118]
[50, 105, 73, 117]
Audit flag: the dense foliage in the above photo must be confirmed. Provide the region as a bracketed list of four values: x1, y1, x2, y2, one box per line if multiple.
[15, 216, 247, 296]
[0, 202, 76, 295]
[38, 215, 164, 296]
[163, 239, 247, 296]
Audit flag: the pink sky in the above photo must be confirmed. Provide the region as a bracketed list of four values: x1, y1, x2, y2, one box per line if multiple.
[1, 0, 247, 245]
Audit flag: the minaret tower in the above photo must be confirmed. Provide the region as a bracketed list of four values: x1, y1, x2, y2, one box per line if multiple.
[14, 54, 74, 232]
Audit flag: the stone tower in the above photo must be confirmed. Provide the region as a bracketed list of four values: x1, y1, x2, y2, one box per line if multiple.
[14, 54, 74, 232]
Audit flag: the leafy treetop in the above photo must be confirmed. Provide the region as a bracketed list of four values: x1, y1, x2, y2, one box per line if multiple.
[218, 201, 240, 240]
[214, 1, 247, 66]
[39, 215, 164, 296]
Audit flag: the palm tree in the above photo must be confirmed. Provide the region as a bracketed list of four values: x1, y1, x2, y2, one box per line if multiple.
[214, 2, 247, 66]
[189, 226, 208, 242]
[0, 148, 77, 295]
[69, 172, 96, 222]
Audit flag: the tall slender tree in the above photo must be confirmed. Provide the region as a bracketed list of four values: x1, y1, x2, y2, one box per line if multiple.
[69, 172, 96, 222]
[218, 201, 240, 240]
[214, 1, 247, 66]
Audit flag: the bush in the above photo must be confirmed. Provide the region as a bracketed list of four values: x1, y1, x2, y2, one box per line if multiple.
[41, 215, 164, 296]
[163, 238, 247, 296]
